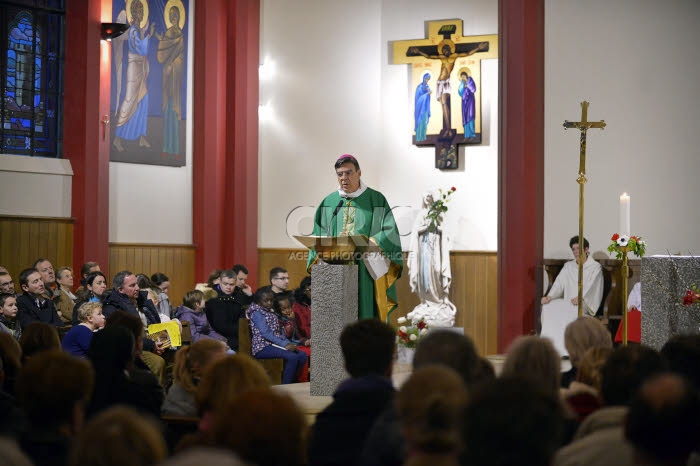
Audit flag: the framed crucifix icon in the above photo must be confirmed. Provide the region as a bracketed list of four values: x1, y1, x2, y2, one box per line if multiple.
[393, 20, 497, 169]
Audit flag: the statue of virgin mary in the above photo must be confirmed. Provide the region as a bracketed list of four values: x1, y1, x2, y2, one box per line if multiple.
[406, 191, 457, 327]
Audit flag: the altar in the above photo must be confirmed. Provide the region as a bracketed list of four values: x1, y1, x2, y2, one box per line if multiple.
[641, 256, 700, 350]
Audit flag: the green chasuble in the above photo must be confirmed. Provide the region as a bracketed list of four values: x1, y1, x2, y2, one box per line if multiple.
[307, 187, 404, 321]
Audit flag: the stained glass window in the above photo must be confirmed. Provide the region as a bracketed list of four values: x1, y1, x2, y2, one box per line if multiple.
[1, 1, 64, 157]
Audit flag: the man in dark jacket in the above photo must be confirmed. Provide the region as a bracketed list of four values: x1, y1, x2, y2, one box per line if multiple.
[102, 270, 164, 356]
[33, 258, 61, 303]
[205, 268, 252, 352]
[308, 319, 396, 466]
[361, 330, 486, 466]
[16, 268, 63, 329]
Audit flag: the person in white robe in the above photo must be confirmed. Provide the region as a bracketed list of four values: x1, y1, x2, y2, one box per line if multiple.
[540, 236, 604, 357]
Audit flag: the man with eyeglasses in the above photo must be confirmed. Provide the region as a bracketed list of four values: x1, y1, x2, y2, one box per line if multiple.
[256, 267, 292, 301]
[307, 154, 404, 321]
[270, 267, 290, 294]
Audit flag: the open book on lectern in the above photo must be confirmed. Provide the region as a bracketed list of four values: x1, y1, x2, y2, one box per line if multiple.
[294, 235, 389, 280]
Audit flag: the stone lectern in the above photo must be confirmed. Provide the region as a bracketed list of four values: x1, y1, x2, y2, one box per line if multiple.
[295, 235, 374, 396]
[641, 256, 700, 350]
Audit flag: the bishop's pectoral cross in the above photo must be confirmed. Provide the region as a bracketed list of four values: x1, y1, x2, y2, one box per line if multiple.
[392, 20, 497, 169]
[563, 101, 606, 317]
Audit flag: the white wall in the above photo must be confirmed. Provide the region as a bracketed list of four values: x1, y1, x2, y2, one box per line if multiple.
[379, 0, 498, 251]
[109, 159, 192, 243]
[259, 0, 499, 251]
[9, 0, 695, 256]
[544, 0, 700, 258]
[108, 2, 195, 244]
[0, 154, 73, 217]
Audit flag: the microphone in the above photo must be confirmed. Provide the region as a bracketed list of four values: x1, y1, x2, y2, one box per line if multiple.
[326, 199, 345, 236]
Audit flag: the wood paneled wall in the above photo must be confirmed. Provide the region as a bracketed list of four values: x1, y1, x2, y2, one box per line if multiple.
[258, 248, 499, 356]
[0, 216, 74, 281]
[108, 243, 196, 309]
[0, 220, 497, 353]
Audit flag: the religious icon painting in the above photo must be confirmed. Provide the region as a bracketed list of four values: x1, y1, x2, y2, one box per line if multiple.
[392, 20, 497, 169]
[110, 0, 190, 167]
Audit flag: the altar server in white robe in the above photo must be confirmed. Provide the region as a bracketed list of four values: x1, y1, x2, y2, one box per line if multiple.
[540, 236, 604, 357]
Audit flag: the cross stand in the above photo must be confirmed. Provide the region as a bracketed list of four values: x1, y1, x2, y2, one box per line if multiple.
[563, 101, 606, 317]
[618, 246, 631, 346]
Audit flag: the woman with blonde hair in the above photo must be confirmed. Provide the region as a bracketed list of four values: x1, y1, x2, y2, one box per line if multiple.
[162, 339, 227, 416]
[175, 354, 271, 451]
[397, 366, 468, 466]
[55, 266, 77, 324]
[576, 346, 612, 392]
[209, 388, 307, 466]
[502, 335, 562, 399]
[564, 346, 612, 423]
[562, 316, 612, 387]
[196, 355, 271, 420]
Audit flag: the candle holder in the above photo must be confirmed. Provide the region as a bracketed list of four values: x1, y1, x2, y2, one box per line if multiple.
[618, 245, 631, 346]
[607, 233, 647, 346]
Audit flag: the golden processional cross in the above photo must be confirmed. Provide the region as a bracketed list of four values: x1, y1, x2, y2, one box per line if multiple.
[563, 101, 606, 317]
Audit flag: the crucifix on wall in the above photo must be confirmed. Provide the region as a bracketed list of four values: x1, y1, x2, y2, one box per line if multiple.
[393, 20, 497, 169]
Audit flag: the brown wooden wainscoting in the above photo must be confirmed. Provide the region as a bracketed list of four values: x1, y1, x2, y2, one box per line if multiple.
[108, 243, 196, 309]
[257, 248, 498, 356]
[0, 215, 74, 282]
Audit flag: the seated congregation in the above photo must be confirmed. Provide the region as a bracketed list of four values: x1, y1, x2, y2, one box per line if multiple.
[1, 258, 700, 466]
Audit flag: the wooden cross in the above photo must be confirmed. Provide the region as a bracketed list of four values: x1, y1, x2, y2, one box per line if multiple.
[393, 20, 497, 169]
[563, 101, 606, 317]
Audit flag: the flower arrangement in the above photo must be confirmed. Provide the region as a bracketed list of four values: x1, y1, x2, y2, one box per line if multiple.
[426, 187, 456, 232]
[396, 316, 429, 349]
[607, 233, 646, 259]
[683, 286, 700, 306]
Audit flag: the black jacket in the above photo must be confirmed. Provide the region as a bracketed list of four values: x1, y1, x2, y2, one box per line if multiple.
[308, 375, 395, 466]
[16, 293, 63, 330]
[205, 286, 252, 352]
[102, 288, 161, 352]
[88, 364, 164, 419]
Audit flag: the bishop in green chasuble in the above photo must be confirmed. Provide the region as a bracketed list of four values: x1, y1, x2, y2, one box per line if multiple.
[307, 155, 403, 322]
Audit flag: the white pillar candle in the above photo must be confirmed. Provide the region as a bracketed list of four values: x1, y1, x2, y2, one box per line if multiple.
[619, 193, 630, 237]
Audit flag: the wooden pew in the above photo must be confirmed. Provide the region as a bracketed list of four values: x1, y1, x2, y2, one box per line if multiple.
[238, 318, 283, 385]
